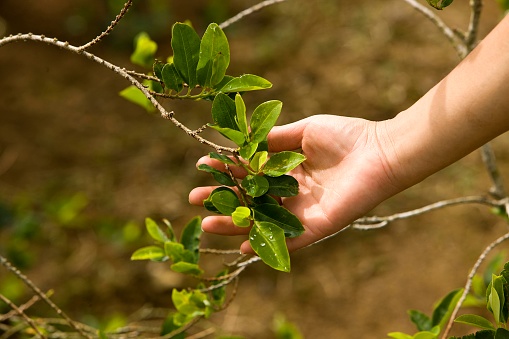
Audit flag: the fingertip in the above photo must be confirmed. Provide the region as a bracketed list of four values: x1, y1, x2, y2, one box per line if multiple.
[240, 240, 255, 255]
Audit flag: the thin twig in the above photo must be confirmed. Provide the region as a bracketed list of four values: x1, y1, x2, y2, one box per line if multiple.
[465, 0, 483, 50]
[441, 231, 509, 339]
[0, 293, 46, 338]
[402, 0, 467, 58]
[0, 33, 238, 154]
[481, 143, 507, 199]
[0, 255, 93, 339]
[353, 195, 506, 229]
[219, 0, 287, 30]
[78, 0, 134, 51]
[0, 295, 41, 322]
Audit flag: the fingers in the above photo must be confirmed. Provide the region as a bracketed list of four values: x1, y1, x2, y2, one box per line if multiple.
[201, 215, 250, 236]
[267, 118, 309, 152]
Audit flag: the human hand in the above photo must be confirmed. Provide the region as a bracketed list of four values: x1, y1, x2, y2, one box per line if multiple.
[189, 114, 403, 253]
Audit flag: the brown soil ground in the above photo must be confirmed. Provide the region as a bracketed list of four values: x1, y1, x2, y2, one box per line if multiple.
[1, 1, 509, 338]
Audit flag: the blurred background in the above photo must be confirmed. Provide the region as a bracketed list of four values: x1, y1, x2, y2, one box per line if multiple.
[0, 0, 508, 337]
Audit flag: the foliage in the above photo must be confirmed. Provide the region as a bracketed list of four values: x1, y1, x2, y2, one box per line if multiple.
[124, 22, 306, 273]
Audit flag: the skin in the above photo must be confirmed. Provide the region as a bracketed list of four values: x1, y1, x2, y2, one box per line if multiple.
[189, 15, 509, 254]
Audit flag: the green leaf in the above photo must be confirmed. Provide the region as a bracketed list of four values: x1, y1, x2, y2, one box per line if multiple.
[197, 163, 236, 186]
[454, 314, 495, 331]
[264, 151, 306, 177]
[170, 262, 204, 276]
[250, 151, 268, 173]
[161, 63, 184, 93]
[265, 174, 299, 197]
[131, 246, 166, 261]
[235, 94, 249, 137]
[209, 152, 236, 165]
[211, 93, 238, 130]
[161, 313, 185, 338]
[203, 187, 235, 213]
[180, 216, 202, 263]
[171, 23, 201, 87]
[172, 289, 212, 320]
[387, 333, 413, 339]
[250, 100, 282, 143]
[425, 0, 454, 10]
[253, 194, 280, 205]
[220, 74, 272, 93]
[250, 221, 290, 272]
[153, 60, 164, 80]
[495, 328, 509, 339]
[488, 274, 505, 324]
[119, 84, 154, 112]
[232, 206, 251, 227]
[239, 142, 259, 160]
[162, 218, 177, 242]
[130, 32, 157, 68]
[208, 124, 246, 146]
[242, 175, 269, 197]
[197, 23, 230, 88]
[164, 241, 195, 264]
[210, 189, 241, 215]
[253, 204, 305, 238]
[408, 309, 432, 331]
[431, 288, 463, 329]
[145, 217, 169, 243]
[211, 270, 228, 306]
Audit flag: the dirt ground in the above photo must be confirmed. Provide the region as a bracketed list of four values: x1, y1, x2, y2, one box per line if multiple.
[1, 0, 509, 338]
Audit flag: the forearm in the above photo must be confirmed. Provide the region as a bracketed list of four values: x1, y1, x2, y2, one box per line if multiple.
[384, 15, 509, 189]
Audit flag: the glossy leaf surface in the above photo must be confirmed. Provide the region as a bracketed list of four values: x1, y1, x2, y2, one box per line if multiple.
[180, 216, 202, 263]
[220, 74, 272, 93]
[235, 93, 249, 137]
[265, 174, 299, 197]
[162, 63, 184, 92]
[250, 221, 290, 272]
[210, 189, 240, 215]
[253, 204, 304, 238]
[264, 151, 306, 177]
[131, 246, 166, 261]
[250, 100, 282, 143]
[145, 217, 169, 243]
[197, 164, 236, 186]
[197, 23, 230, 87]
[211, 93, 238, 130]
[171, 23, 201, 87]
[232, 206, 251, 227]
[241, 175, 269, 197]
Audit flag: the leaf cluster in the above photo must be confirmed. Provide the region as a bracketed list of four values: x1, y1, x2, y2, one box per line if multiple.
[121, 21, 307, 272]
[389, 260, 509, 339]
[120, 22, 272, 110]
[201, 92, 306, 272]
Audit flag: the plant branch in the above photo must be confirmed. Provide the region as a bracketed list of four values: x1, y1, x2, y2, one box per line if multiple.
[78, 0, 134, 51]
[441, 230, 509, 339]
[401, 0, 467, 57]
[219, 0, 288, 30]
[481, 143, 507, 199]
[0, 293, 46, 338]
[0, 33, 238, 154]
[0, 255, 93, 339]
[465, 0, 483, 51]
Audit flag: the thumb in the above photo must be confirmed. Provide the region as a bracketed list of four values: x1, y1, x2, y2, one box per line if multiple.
[267, 118, 310, 152]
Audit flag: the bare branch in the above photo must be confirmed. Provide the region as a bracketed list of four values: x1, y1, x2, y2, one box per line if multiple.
[481, 143, 507, 199]
[78, 0, 134, 51]
[465, 0, 483, 51]
[442, 230, 509, 339]
[402, 0, 468, 58]
[0, 33, 238, 154]
[0, 255, 93, 339]
[219, 0, 287, 30]
[0, 295, 40, 322]
[353, 195, 506, 230]
[0, 293, 46, 338]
